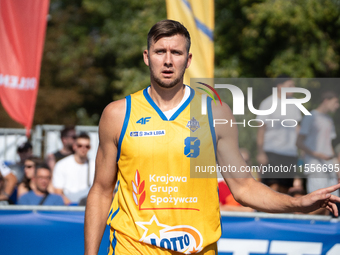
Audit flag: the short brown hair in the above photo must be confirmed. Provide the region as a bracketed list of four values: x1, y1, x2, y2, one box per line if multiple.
[147, 20, 191, 53]
[320, 91, 338, 103]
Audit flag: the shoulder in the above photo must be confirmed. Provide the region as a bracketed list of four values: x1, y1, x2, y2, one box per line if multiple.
[19, 190, 34, 201]
[55, 155, 73, 168]
[211, 100, 234, 119]
[99, 98, 127, 144]
[49, 194, 64, 204]
[211, 101, 237, 140]
[259, 95, 273, 107]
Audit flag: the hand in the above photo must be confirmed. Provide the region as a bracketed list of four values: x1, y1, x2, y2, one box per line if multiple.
[0, 194, 9, 201]
[313, 152, 334, 161]
[257, 151, 268, 165]
[298, 183, 340, 216]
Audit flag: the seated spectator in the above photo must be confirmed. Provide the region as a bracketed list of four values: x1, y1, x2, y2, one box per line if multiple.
[218, 179, 254, 212]
[18, 163, 64, 206]
[47, 126, 76, 171]
[17, 156, 42, 199]
[9, 141, 33, 183]
[0, 160, 17, 204]
[52, 132, 95, 205]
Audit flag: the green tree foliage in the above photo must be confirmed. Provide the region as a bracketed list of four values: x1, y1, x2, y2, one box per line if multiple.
[215, 0, 340, 78]
[36, 0, 166, 125]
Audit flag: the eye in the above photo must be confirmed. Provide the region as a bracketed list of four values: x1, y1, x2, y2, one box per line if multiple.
[156, 50, 165, 54]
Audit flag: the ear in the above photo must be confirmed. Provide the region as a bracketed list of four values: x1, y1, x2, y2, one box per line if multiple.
[186, 53, 192, 69]
[143, 50, 149, 66]
[72, 143, 77, 151]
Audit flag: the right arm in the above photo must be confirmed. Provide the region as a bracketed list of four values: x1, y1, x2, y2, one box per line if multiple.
[46, 153, 56, 172]
[84, 99, 126, 255]
[296, 134, 333, 161]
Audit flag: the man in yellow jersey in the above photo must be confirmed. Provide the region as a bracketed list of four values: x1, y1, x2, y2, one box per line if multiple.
[84, 20, 340, 255]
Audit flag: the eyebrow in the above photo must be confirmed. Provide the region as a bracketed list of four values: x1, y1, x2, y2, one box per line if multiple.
[152, 47, 184, 54]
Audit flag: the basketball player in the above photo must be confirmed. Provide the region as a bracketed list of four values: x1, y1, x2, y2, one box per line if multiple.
[84, 20, 340, 255]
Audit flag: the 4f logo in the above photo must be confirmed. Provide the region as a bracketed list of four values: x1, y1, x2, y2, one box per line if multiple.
[137, 117, 151, 125]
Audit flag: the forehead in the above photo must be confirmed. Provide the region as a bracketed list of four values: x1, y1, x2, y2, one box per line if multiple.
[36, 168, 50, 175]
[280, 80, 295, 87]
[76, 138, 90, 144]
[150, 34, 187, 50]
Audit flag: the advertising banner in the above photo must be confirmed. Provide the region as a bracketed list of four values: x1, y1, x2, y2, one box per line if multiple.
[0, 209, 339, 255]
[0, 0, 49, 135]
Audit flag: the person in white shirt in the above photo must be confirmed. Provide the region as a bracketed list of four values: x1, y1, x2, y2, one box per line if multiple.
[0, 160, 17, 203]
[297, 91, 340, 200]
[53, 132, 95, 205]
[257, 75, 302, 194]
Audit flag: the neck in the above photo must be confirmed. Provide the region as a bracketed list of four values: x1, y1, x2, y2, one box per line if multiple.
[60, 147, 72, 155]
[34, 188, 47, 196]
[316, 104, 329, 114]
[74, 154, 88, 164]
[149, 83, 186, 112]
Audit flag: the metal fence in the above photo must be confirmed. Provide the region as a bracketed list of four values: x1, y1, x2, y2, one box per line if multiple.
[0, 125, 99, 163]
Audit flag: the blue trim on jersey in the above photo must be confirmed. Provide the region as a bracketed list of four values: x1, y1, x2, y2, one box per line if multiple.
[111, 230, 117, 254]
[143, 85, 194, 121]
[110, 180, 120, 221]
[117, 96, 131, 162]
[207, 97, 217, 157]
[169, 86, 195, 121]
[143, 87, 168, 121]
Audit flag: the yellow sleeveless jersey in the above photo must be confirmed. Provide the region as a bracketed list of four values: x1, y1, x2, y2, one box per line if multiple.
[107, 86, 221, 254]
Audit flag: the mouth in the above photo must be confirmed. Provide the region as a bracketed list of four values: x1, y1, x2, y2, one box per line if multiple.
[162, 70, 174, 77]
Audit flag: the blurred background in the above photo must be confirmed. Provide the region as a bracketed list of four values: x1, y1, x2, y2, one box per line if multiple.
[2, 0, 340, 158]
[2, 0, 340, 124]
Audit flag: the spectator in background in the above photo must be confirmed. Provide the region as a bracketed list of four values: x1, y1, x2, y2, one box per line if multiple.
[52, 132, 95, 205]
[9, 141, 33, 183]
[256, 75, 302, 194]
[0, 160, 17, 204]
[18, 163, 64, 206]
[17, 156, 41, 198]
[46, 126, 76, 171]
[296, 91, 340, 215]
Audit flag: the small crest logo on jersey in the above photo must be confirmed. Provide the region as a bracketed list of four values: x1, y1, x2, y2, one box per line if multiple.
[130, 131, 139, 137]
[136, 215, 203, 254]
[186, 117, 200, 132]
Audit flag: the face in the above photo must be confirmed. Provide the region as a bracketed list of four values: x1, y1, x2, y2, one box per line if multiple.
[62, 130, 76, 151]
[144, 34, 192, 89]
[18, 149, 32, 162]
[278, 80, 295, 97]
[73, 138, 91, 159]
[24, 159, 35, 179]
[34, 168, 51, 193]
[326, 98, 339, 113]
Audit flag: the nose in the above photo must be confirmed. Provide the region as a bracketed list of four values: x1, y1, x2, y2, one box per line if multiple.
[164, 51, 172, 67]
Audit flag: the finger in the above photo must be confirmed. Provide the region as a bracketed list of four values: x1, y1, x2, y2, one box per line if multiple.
[329, 194, 340, 204]
[324, 183, 340, 193]
[325, 205, 334, 214]
[331, 202, 338, 217]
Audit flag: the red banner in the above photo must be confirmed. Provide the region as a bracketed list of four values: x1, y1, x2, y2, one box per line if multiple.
[0, 0, 49, 135]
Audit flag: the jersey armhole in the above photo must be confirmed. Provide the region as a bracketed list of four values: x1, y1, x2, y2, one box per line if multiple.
[116, 96, 131, 162]
[207, 96, 217, 160]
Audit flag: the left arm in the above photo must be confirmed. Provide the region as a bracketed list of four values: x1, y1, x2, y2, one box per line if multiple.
[212, 102, 340, 215]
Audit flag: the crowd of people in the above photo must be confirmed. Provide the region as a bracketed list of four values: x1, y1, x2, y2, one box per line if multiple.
[0, 79, 339, 215]
[0, 126, 95, 206]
